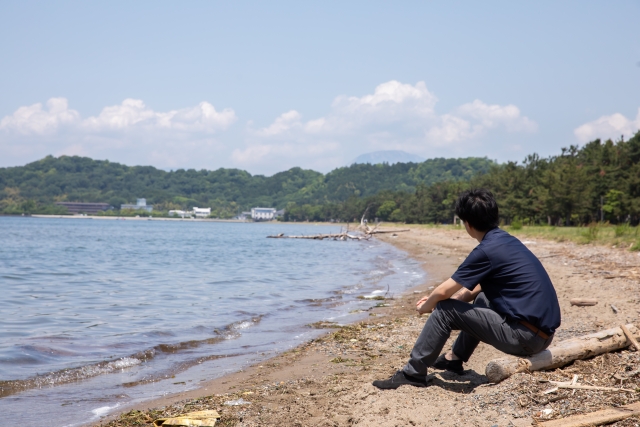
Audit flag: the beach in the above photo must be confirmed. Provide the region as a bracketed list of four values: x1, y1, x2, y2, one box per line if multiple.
[94, 225, 640, 427]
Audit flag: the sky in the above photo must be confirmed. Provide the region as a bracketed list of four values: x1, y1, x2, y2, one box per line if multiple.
[0, 1, 639, 175]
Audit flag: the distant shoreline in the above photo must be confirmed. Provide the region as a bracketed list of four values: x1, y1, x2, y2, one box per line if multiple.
[28, 214, 252, 223]
[25, 215, 352, 227]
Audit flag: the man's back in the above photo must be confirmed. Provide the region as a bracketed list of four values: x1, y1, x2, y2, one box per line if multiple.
[452, 227, 561, 334]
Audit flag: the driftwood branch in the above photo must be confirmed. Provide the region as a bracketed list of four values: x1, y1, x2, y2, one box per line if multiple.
[538, 401, 640, 427]
[366, 229, 410, 235]
[267, 232, 370, 241]
[269, 208, 410, 241]
[569, 298, 598, 306]
[360, 206, 371, 228]
[621, 324, 640, 351]
[266, 228, 410, 240]
[542, 381, 636, 393]
[485, 324, 639, 383]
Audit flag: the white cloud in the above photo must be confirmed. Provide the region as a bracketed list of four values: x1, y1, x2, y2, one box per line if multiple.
[333, 80, 437, 116]
[425, 100, 537, 144]
[235, 81, 537, 171]
[256, 110, 302, 136]
[0, 97, 237, 169]
[83, 99, 236, 132]
[250, 81, 439, 139]
[574, 108, 640, 142]
[426, 115, 473, 144]
[0, 98, 80, 134]
[456, 100, 537, 133]
[0, 97, 236, 135]
[0, 84, 537, 174]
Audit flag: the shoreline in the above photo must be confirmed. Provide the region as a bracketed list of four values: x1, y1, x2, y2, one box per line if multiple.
[26, 215, 355, 227]
[29, 214, 248, 222]
[86, 227, 441, 426]
[91, 225, 640, 426]
[90, 227, 466, 426]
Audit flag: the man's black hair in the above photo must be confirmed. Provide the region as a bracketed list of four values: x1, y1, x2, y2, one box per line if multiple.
[454, 189, 499, 231]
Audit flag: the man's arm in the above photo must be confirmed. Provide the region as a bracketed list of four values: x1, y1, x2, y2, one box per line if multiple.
[415, 278, 463, 314]
[451, 284, 482, 302]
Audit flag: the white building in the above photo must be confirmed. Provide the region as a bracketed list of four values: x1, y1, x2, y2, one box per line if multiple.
[193, 207, 211, 218]
[251, 207, 276, 221]
[121, 198, 153, 212]
[168, 209, 189, 218]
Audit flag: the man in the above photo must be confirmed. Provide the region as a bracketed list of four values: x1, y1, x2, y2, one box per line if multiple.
[373, 189, 561, 389]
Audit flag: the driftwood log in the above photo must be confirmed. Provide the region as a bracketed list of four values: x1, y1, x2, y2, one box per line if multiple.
[267, 232, 369, 241]
[569, 298, 598, 306]
[539, 401, 640, 427]
[267, 209, 410, 240]
[485, 324, 639, 383]
[266, 228, 410, 240]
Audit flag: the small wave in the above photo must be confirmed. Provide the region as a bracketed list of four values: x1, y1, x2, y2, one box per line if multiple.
[92, 403, 120, 418]
[232, 321, 253, 330]
[0, 317, 262, 398]
[0, 349, 153, 398]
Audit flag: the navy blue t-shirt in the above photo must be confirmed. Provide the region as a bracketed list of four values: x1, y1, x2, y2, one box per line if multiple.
[451, 227, 561, 335]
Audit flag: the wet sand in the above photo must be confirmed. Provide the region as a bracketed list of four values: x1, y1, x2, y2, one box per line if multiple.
[94, 226, 640, 427]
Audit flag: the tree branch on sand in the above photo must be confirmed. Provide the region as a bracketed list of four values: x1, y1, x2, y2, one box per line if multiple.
[267, 208, 410, 240]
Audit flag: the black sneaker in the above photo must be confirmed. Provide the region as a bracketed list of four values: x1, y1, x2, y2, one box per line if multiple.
[372, 370, 429, 390]
[432, 354, 464, 374]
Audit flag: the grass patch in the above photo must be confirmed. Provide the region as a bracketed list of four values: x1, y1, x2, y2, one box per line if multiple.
[505, 223, 639, 250]
[390, 223, 640, 251]
[615, 223, 631, 237]
[580, 223, 600, 243]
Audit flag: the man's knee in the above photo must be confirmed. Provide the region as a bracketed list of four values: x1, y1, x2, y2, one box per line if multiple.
[432, 299, 463, 323]
[435, 299, 456, 312]
[473, 292, 490, 307]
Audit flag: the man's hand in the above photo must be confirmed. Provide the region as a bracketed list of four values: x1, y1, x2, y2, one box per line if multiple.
[415, 295, 430, 312]
[415, 278, 463, 314]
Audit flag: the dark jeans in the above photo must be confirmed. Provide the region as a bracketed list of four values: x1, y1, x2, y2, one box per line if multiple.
[403, 292, 554, 377]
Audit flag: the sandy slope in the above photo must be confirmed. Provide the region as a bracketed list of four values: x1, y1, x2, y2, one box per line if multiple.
[96, 226, 640, 427]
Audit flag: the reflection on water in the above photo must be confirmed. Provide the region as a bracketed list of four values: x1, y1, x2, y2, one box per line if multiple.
[0, 217, 424, 426]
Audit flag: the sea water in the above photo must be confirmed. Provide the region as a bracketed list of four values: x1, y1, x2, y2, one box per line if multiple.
[0, 217, 424, 426]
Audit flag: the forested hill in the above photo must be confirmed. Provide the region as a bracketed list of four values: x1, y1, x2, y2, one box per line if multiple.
[0, 155, 493, 215]
[280, 133, 640, 226]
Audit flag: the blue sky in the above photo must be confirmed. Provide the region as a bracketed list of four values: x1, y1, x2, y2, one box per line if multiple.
[1, 1, 639, 175]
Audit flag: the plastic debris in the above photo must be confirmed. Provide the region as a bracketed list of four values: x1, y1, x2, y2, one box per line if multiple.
[223, 397, 251, 406]
[153, 409, 220, 426]
[534, 408, 554, 419]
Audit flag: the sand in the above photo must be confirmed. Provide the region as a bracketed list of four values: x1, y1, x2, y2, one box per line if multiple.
[94, 226, 640, 427]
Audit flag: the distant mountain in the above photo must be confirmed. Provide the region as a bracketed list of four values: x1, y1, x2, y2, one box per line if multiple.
[352, 150, 425, 165]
